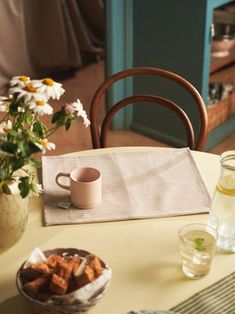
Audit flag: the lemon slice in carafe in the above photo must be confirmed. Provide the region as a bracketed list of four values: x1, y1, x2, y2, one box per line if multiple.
[217, 174, 235, 196]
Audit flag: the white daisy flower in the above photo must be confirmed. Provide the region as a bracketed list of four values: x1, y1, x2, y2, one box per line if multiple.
[70, 99, 83, 112]
[36, 138, 55, 154]
[9, 84, 46, 103]
[0, 96, 11, 112]
[10, 75, 31, 87]
[32, 78, 65, 100]
[69, 99, 90, 127]
[64, 103, 75, 114]
[28, 100, 53, 116]
[29, 183, 43, 196]
[79, 112, 90, 127]
[0, 120, 12, 136]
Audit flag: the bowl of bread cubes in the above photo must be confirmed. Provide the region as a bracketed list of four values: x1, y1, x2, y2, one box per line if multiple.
[16, 247, 112, 314]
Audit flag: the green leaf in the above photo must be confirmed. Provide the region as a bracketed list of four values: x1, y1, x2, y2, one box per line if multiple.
[18, 140, 41, 157]
[52, 110, 67, 127]
[51, 110, 63, 123]
[56, 115, 66, 127]
[8, 129, 19, 138]
[0, 169, 7, 181]
[19, 177, 30, 198]
[193, 237, 206, 252]
[9, 156, 24, 171]
[33, 122, 45, 137]
[26, 114, 33, 124]
[28, 157, 41, 168]
[65, 119, 71, 130]
[9, 99, 20, 115]
[18, 141, 27, 157]
[28, 141, 42, 154]
[1, 142, 18, 154]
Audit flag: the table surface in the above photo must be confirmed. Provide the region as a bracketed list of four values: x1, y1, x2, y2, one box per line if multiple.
[0, 146, 232, 314]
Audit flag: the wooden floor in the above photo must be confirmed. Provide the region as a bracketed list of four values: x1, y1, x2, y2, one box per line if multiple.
[44, 60, 235, 156]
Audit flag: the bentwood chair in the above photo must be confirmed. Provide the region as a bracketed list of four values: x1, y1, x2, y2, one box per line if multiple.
[90, 67, 208, 151]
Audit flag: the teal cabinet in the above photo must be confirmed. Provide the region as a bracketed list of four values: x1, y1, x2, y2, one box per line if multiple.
[106, 0, 235, 149]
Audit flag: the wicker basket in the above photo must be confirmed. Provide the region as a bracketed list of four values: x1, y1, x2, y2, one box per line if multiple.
[16, 248, 111, 314]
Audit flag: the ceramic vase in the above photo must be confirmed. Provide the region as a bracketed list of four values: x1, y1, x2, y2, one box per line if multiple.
[0, 193, 29, 252]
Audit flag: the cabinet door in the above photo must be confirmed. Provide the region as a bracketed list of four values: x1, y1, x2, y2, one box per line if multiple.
[105, 0, 235, 149]
[132, 0, 210, 147]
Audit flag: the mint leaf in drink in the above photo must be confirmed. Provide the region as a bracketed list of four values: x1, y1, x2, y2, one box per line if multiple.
[194, 237, 206, 252]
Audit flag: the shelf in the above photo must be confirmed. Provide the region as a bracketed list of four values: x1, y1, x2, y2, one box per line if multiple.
[210, 61, 235, 83]
[207, 90, 235, 131]
[210, 45, 235, 73]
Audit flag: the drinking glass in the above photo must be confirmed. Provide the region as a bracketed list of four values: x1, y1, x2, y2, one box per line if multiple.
[178, 223, 217, 279]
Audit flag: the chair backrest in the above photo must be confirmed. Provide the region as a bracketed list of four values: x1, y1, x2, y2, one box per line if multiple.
[90, 67, 208, 151]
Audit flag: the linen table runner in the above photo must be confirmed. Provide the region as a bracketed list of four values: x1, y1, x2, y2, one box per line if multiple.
[41, 148, 211, 226]
[170, 271, 235, 313]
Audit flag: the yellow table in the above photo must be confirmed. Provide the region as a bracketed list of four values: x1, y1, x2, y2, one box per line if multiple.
[0, 147, 231, 314]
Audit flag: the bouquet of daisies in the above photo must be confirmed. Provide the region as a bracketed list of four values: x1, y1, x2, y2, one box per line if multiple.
[0, 75, 90, 198]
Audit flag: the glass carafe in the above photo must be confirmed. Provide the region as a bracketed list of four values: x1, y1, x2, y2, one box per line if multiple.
[208, 151, 235, 252]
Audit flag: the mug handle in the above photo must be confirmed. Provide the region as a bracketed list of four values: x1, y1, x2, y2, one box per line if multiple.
[55, 173, 70, 190]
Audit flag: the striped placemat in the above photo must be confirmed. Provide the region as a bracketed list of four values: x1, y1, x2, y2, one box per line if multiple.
[170, 272, 235, 313]
[41, 148, 211, 226]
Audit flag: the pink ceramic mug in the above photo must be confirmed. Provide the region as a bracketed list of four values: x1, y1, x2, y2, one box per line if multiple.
[55, 167, 102, 209]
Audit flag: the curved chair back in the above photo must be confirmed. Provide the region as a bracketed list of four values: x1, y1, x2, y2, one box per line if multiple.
[90, 67, 208, 151]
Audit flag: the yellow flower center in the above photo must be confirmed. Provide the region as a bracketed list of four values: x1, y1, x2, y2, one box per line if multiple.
[19, 75, 30, 82]
[39, 139, 47, 146]
[24, 84, 37, 93]
[36, 101, 45, 107]
[3, 127, 10, 133]
[42, 78, 54, 86]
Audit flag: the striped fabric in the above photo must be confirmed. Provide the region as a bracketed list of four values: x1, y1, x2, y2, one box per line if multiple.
[42, 148, 211, 226]
[171, 272, 235, 313]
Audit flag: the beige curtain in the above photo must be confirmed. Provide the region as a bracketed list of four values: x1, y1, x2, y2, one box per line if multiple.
[0, 0, 104, 92]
